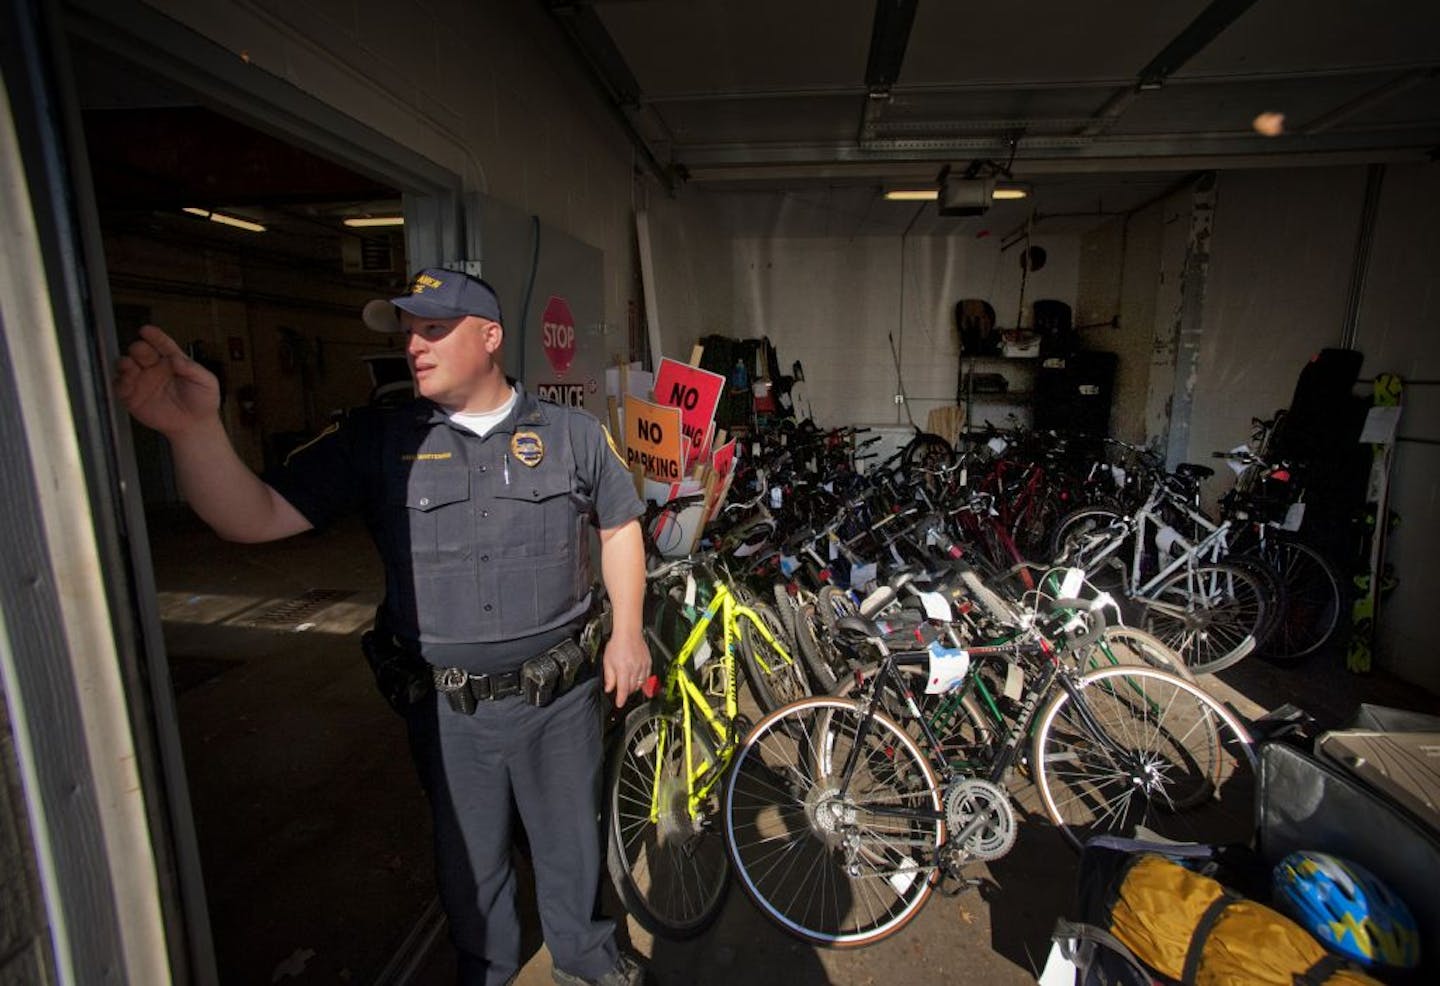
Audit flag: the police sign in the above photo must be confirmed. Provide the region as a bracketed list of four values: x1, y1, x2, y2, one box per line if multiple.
[537, 383, 585, 407]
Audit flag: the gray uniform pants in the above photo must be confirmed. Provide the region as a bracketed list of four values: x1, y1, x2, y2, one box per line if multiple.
[406, 676, 617, 986]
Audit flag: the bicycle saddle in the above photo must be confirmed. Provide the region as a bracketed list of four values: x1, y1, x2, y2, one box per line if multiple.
[835, 614, 883, 639]
[1174, 462, 1215, 482]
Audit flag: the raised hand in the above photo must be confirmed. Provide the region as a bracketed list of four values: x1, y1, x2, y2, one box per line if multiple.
[115, 325, 221, 436]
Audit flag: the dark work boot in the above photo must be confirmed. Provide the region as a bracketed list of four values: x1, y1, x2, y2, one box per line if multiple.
[551, 952, 645, 986]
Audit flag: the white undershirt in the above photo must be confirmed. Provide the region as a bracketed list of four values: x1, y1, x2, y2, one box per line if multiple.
[448, 386, 518, 437]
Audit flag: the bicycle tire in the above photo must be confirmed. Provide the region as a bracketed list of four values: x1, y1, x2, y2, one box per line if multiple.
[1225, 554, 1285, 653]
[1075, 625, 1197, 684]
[724, 697, 943, 947]
[606, 704, 730, 938]
[1032, 665, 1256, 851]
[1253, 539, 1342, 664]
[794, 601, 842, 691]
[772, 582, 801, 644]
[738, 601, 812, 713]
[1139, 560, 1268, 674]
[901, 431, 955, 473]
[1047, 505, 1129, 593]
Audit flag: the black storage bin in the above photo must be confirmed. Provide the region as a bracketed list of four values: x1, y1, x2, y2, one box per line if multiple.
[1035, 350, 1118, 440]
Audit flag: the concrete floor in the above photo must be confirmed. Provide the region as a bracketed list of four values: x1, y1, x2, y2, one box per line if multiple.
[149, 508, 1439, 985]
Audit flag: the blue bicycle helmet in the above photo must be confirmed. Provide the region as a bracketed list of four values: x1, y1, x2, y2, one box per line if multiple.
[1272, 851, 1420, 970]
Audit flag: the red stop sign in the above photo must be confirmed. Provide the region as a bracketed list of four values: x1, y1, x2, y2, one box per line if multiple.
[541, 296, 576, 377]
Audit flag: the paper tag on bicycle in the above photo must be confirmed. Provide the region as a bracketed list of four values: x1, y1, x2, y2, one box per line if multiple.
[770, 486, 783, 509]
[1060, 568, 1085, 599]
[779, 555, 800, 576]
[1110, 465, 1126, 487]
[850, 562, 878, 591]
[821, 482, 833, 493]
[987, 437, 1007, 455]
[751, 442, 760, 458]
[1003, 662, 1024, 701]
[692, 638, 712, 670]
[1283, 501, 1305, 532]
[888, 863, 920, 896]
[959, 467, 967, 487]
[925, 642, 970, 694]
[828, 536, 839, 560]
[918, 590, 951, 621]
[807, 456, 817, 473]
[684, 574, 697, 608]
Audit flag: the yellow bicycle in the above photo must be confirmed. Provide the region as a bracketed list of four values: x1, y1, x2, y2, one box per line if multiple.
[605, 555, 810, 937]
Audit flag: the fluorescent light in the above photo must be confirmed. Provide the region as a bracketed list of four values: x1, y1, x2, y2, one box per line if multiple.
[885, 187, 1027, 202]
[182, 207, 266, 233]
[343, 216, 405, 228]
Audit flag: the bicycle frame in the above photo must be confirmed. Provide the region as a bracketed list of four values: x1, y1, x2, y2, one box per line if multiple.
[1074, 483, 1235, 599]
[648, 577, 795, 822]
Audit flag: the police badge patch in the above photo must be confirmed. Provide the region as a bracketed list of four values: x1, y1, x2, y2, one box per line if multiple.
[510, 431, 544, 467]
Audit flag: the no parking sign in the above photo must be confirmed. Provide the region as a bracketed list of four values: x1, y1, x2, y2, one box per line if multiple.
[654, 357, 725, 468]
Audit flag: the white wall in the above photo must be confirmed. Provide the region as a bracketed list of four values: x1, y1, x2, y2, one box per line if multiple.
[1186, 167, 1368, 475]
[715, 215, 1080, 428]
[1075, 189, 1194, 448]
[1180, 164, 1439, 690]
[1350, 165, 1440, 692]
[139, 0, 641, 332]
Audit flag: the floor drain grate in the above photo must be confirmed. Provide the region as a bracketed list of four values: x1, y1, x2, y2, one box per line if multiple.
[237, 589, 355, 628]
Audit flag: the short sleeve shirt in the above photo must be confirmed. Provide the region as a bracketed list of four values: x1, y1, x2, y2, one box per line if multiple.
[265, 385, 642, 656]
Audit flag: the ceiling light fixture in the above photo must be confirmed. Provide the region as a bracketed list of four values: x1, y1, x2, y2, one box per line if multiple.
[343, 216, 405, 228]
[992, 187, 1028, 200]
[883, 189, 938, 201]
[182, 207, 266, 233]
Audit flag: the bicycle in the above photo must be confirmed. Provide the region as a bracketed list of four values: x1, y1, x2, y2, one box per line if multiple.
[606, 554, 811, 937]
[722, 604, 1256, 946]
[1049, 464, 1271, 673]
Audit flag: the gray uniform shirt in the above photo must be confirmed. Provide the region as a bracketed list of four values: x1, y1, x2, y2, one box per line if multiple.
[267, 384, 643, 669]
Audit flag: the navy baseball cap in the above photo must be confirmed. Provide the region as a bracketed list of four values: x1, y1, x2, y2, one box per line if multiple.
[362, 267, 503, 333]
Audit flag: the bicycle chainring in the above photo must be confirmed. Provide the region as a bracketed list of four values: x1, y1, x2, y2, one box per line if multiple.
[944, 778, 1017, 863]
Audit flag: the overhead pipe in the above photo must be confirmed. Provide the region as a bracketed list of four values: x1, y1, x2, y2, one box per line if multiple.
[545, 2, 677, 193]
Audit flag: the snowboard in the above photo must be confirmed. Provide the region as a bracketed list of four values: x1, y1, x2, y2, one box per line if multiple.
[1346, 372, 1403, 672]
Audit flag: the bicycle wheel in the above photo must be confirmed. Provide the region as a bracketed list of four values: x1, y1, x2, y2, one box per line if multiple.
[901, 431, 955, 473]
[724, 698, 943, 947]
[1047, 505, 1129, 592]
[1139, 561, 1268, 674]
[1256, 540, 1342, 664]
[1074, 625, 1198, 683]
[606, 705, 729, 938]
[1226, 554, 1285, 653]
[794, 601, 843, 691]
[833, 663, 998, 778]
[1032, 665, 1256, 851]
[772, 582, 801, 644]
[738, 601, 813, 713]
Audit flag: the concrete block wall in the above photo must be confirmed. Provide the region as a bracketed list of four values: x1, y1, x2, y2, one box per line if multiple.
[643, 187, 1081, 429]
[730, 229, 1080, 430]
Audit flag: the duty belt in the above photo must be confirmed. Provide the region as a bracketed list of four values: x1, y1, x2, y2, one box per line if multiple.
[431, 636, 591, 712]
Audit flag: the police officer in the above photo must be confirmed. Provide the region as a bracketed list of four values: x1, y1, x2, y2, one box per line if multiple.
[116, 269, 650, 986]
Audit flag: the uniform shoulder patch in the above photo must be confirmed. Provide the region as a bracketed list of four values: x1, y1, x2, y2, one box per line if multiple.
[283, 420, 341, 466]
[601, 425, 627, 467]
